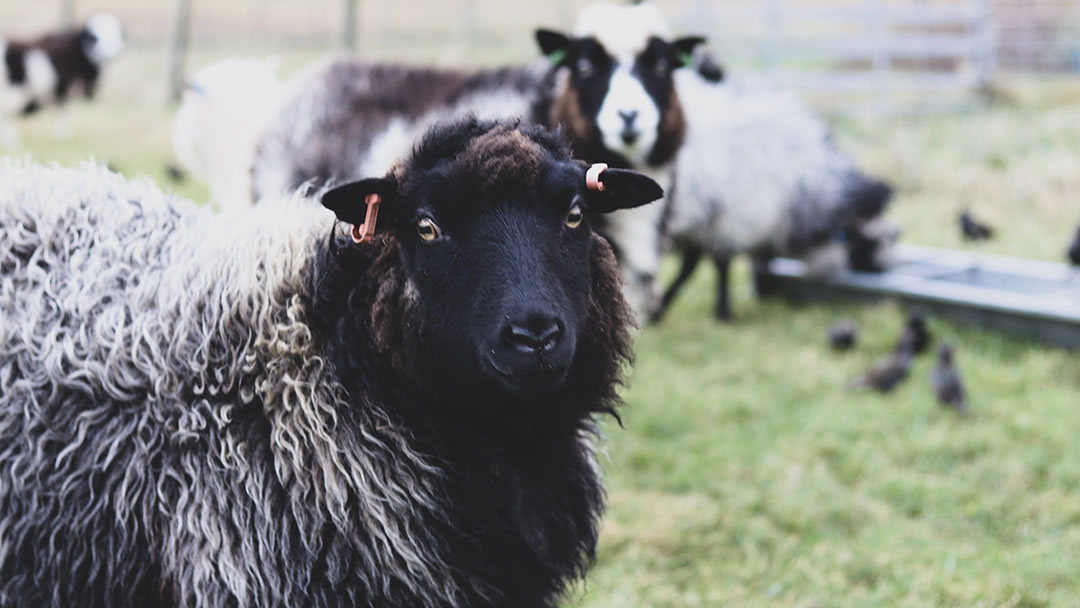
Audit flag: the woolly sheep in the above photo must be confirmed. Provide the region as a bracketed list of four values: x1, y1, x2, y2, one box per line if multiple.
[172, 57, 287, 209]
[650, 72, 897, 321]
[0, 117, 663, 607]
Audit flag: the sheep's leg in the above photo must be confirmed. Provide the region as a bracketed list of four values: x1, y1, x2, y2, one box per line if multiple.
[713, 252, 733, 322]
[650, 244, 703, 323]
[751, 256, 778, 298]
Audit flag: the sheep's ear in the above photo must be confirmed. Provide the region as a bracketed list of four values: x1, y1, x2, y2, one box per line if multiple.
[536, 29, 571, 66]
[672, 36, 707, 68]
[696, 54, 725, 83]
[584, 168, 664, 213]
[320, 177, 398, 230]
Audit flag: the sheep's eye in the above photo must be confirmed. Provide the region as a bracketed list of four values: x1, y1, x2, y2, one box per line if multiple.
[417, 217, 441, 241]
[565, 204, 584, 229]
[654, 58, 670, 78]
[576, 58, 593, 78]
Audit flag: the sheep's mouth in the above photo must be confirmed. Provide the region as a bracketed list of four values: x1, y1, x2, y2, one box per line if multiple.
[485, 356, 571, 394]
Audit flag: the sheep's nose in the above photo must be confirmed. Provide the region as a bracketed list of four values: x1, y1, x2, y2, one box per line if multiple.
[502, 316, 563, 355]
[617, 109, 638, 126]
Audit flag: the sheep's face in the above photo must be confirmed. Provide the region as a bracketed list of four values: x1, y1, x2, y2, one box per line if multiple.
[82, 14, 125, 65]
[536, 8, 704, 168]
[322, 119, 662, 398]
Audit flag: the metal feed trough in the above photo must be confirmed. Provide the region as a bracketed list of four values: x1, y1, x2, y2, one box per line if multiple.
[765, 244, 1080, 350]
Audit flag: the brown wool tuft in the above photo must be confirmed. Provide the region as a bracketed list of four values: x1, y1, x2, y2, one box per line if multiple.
[457, 126, 547, 191]
[647, 88, 687, 166]
[549, 80, 594, 151]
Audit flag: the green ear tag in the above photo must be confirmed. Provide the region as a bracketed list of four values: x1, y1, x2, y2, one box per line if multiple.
[678, 52, 695, 68]
[547, 49, 568, 66]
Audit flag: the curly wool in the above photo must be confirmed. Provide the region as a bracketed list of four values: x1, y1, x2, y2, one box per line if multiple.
[0, 161, 619, 607]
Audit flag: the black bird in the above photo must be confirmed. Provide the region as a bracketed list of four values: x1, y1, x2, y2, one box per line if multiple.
[828, 320, 858, 351]
[1067, 225, 1080, 267]
[959, 211, 994, 243]
[853, 342, 913, 393]
[930, 343, 969, 414]
[165, 163, 187, 183]
[897, 309, 932, 356]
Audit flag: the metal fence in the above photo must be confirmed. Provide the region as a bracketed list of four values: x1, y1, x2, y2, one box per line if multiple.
[3, 0, 1080, 111]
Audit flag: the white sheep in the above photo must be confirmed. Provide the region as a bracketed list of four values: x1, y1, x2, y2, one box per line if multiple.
[649, 71, 898, 321]
[172, 57, 287, 208]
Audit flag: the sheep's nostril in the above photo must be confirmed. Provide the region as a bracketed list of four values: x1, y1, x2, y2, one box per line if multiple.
[617, 110, 638, 125]
[536, 322, 562, 353]
[503, 319, 562, 355]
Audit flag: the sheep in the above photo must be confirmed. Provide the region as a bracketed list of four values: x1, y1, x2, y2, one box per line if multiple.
[172, 57, 287, 209]
[250, 56, 547, 203]
[0, 117, 663, 608]
[648, 69, 897, 322]
[250, 4, 707, 321]
[0, 14, 124, 147]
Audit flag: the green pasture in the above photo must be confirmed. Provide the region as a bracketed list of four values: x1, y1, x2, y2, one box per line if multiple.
[7, 47, 1080, 607]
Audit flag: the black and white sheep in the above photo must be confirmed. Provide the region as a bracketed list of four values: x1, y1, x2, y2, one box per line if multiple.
[652, 72, 898, 321]
[0, 118, 663, 607]
[0, 14, 124, 147]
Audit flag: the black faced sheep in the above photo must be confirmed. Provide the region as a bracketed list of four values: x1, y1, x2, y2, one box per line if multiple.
[249, 5, 706, 321]
[649, 70, 898, 322]
[0, 117, 663, 608]
[0, 14, 124, 147]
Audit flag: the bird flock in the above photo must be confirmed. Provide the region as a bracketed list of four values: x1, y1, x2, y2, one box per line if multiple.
[838, 310, 969, 415]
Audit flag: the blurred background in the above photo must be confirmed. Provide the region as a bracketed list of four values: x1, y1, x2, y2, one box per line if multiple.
[3, 1, 1080, 606]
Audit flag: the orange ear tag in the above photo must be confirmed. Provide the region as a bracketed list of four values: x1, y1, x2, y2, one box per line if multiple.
[351, 193, 382, 244]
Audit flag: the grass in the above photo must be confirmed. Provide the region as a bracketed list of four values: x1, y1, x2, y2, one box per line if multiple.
[6, 47, 1080, 607]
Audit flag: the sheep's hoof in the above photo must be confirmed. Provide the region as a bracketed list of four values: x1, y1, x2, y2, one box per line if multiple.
[714, 308, 733, 323]
[648, 306, 668, 325]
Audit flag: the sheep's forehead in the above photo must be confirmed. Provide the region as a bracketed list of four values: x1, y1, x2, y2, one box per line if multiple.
[573, 2, 671, 58]
[456, 129, 550, 189]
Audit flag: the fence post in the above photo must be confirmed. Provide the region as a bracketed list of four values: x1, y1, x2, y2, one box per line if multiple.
[765, 0, 780, 70]
[459, 0, 476, 54]
[60, 0, 76, 25]
[167, 0, 193, 103]
[869, 0, 890, 115]
[343, 0, 358, 51]
[973, 0, 994, 91]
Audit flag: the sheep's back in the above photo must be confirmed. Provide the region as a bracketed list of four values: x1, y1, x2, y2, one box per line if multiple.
[250, 56, 544, 201]
[0, 161, 370, 606]
[670, 73, 857, 254]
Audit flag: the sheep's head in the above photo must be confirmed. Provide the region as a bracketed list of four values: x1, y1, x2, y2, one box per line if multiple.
[321, 117, 662, 400]
[81, 14, 125, 65]
[537, 2, 706, 168]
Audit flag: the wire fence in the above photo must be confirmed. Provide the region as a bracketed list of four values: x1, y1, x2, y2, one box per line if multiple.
[3, 0, 1079, 112]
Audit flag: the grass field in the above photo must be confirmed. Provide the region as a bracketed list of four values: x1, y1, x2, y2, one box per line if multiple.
[6, 48, 1080, 607]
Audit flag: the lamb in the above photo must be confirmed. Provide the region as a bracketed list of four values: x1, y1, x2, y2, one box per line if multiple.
[0, 14, 124, 147]
[172, 58, 287, 208]
[0, 117, 663, 608]
[650, 71, 898, 321]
